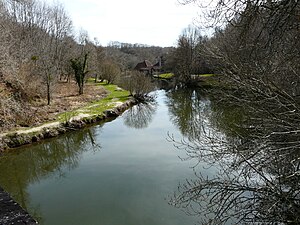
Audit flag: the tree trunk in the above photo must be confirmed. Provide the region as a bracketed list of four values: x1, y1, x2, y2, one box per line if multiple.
[47, 82, 51, 105]
[79, 85, 83, 95]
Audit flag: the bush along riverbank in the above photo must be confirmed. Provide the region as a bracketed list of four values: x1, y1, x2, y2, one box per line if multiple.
[0, 83, 137, 152]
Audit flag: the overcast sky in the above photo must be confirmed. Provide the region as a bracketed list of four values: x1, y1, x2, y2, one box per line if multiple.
[47, 0, 201, 47]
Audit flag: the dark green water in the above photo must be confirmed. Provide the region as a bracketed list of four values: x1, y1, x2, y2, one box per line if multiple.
[0, 89, 221, 225]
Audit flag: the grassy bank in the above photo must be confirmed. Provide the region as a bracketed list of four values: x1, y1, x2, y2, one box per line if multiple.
[157, 73, 174, 79]
[58, 82, 130, 122]
[0, 82, 134, 151]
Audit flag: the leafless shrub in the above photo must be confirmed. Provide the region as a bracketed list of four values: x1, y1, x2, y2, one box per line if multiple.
[118, 70, 156, 101]
[101, 61, 121, 84]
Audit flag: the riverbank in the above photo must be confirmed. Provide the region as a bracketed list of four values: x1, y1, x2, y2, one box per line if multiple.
[0, 187, 38, 225]
[154, 73, 224, 89]
[0, 82, 136, 152]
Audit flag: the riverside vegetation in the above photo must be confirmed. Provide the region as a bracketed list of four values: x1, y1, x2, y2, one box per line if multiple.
[0, 81, 137, 151]
[0, 0, 169, 137]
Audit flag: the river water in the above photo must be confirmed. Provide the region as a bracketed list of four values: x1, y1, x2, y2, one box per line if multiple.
[0, 89, 223, 225]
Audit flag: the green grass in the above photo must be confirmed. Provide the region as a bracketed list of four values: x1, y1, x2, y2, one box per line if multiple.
[57, 82, 130, 122]
[158, 73, 174, 79]
[198, 74, 215, 77]
[97, 82, 130, 101]
[197, 74, 225, 88]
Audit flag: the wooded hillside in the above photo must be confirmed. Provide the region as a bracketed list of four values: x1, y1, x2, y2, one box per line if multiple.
[0, 0, 169, 132]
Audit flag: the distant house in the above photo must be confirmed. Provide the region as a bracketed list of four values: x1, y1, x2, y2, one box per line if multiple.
[134, 59, 161, 75]
[134, 60, 153, 75]
[152, 60, 162, 71]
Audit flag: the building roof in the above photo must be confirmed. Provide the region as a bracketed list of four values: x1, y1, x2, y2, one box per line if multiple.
[134, 60, 153, 70]
[153, 61, 161, 69]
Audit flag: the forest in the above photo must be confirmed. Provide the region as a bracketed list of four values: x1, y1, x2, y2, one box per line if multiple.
[0, 0, 174, 132]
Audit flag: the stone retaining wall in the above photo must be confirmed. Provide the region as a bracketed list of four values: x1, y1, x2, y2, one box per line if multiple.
[0, 187, 38, 225]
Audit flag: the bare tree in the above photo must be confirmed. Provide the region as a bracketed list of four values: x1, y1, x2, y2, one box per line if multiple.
[87, 39, 106, 83]
[172, 25, 210, 86]
[168, 87, 300, 225]
[101, 61, 120, 84]
[40, 1, 73, 104]
[3, 0, 73, 104]
[118, 70, 155, 101]
[168, 1, 300, 224]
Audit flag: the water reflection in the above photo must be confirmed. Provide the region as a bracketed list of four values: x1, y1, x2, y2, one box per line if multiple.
[0, 127, 101, 215]
[166, 88, 210, 141]
[123, 101, 158, 129]
[167, 88, 300, 224]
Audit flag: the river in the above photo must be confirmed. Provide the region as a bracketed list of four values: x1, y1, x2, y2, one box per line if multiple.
[0, 89, 219, 225]
[1, 87, 297, 225]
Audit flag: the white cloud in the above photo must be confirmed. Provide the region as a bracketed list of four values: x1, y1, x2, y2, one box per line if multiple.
[47, 0, 201, 46]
